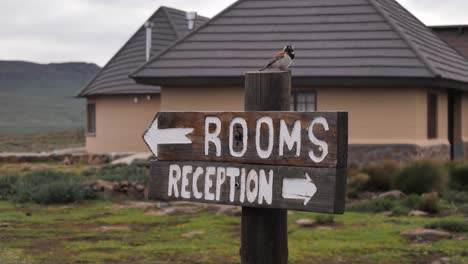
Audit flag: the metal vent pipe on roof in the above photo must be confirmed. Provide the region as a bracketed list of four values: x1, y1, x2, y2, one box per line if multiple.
[186, 12, 197, 30]
[144, 21, 154, 61]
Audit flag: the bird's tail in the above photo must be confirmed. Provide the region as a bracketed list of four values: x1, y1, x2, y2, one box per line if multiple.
[258, 66, 268, 71]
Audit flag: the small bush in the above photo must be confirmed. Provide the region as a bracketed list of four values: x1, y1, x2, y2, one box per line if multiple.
[0, 174, 20, 199]
[391, 205, 411, 216]
[425, 219, 468, 233]
[401, 194, 422, 210]
[347, 173, 369, 198]
[443, 190, 468, 204]
[347, 197, 397, 213]
[82, 160, 150, 184]
[314, 214, 335, 225]
[362, 161, 400, 191]
[419, 193, 440, 214]
[12, 170, 90, 204]
[448, 164, 468, 191]
[393, 161, 448, 195]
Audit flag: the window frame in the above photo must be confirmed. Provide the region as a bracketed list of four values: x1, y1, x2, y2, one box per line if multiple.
[290, 91, 317, 112]
[427, 93, 438, 139]
[86, 102, 96, 137]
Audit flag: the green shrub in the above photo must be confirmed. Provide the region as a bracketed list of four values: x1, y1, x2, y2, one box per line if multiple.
[0, 174, 19, 199]
[393, 161, 448, 195]
[425, 219, 468, 233]
[82, 160, 150, 184]
[401, 194, 422, 210]
[443, 190, 468, 204]
[347, 173, 369, 198]
[419, 193, 440, 214]
[12, 170, 90, 204]
[314, 214, 335, 225]
[347, 197, 397, 213]
[391, 205, 411, 216]
[448, 163, 468, 191]
[362, 161, 400, 191]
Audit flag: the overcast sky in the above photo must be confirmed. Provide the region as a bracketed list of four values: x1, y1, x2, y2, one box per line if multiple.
[1, 0, 467, 66]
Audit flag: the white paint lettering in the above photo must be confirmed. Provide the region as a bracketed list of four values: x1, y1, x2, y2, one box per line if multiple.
[240, 168, 246, 203]
[226, 167, 240, 202]
[258, 169, 273, 205]
[181, 165, 192, 199]
[229, 117, 248, 157]
[279, 119, 301, 157]
[205, 117, 221, 156]
[255, 117, 274, 159]
[204, 166, 216, 201]
[192, 167, 204, 199]
[215, 167, 226, 201]
[246, 169, 259, 203]
[168, 164, 181, 198]
[308, 117, 329, 163]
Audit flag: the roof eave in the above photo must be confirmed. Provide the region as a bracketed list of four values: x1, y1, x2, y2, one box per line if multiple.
[133, 75, 468, 91]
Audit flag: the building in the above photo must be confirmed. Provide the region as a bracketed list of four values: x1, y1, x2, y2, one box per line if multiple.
[81, 0, 468, 166]
[78, 6, 208, 153]
[431, 25, 468, 58]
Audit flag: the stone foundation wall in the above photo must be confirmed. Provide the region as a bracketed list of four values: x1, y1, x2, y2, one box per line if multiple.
[465, 142, 468, 160]
[348, 144, 451, 167]
[0, 153, 131, 165]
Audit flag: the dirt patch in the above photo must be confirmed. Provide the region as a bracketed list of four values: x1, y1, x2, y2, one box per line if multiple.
[92, 226, 131, 232]
[111, 202, 157, 211]
[181, 230, 205, 238]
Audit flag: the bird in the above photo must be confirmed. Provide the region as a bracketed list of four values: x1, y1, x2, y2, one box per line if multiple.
[259, 46, 295, 71]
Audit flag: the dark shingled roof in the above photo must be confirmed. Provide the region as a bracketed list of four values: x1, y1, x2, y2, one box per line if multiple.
[131, 0, 468, 88]
[78, 6, 208, 97]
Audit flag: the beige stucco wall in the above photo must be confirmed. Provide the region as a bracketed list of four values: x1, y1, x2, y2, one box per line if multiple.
[464, 93, 468, 141]
[86, 86, 453, 153]
[161, 86, 244, 111]
[316, 87, 449, 146]
[86, 95, 160, 153]
[437, 90, 449, 143]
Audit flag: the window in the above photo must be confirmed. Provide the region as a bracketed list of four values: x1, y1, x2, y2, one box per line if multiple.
[290, 92, 316, 112]
[87, 103, 96, 135]
[427, 93, 438, 139]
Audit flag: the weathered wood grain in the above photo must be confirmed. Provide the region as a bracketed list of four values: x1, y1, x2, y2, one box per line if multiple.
[154, 111, 348, 168]
[148, 161, 346, 214]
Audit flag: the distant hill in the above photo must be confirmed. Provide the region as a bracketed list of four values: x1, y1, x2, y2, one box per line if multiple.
[0, 61, 100, 132]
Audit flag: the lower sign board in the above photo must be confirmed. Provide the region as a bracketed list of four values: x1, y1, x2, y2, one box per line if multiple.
[148, 161, 346, 214]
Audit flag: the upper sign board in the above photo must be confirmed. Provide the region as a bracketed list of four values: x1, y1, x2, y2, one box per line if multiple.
[144, 112, 347, 168]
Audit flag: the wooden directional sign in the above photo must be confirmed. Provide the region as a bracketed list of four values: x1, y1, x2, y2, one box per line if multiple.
[149, 161, 346, 213]
[144, 111, 348, 213]
[144, 112, 347, 168]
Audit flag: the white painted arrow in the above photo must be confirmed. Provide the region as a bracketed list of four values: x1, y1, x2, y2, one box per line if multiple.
[282, 173, 317, 205]
[143, 117, 194, 157]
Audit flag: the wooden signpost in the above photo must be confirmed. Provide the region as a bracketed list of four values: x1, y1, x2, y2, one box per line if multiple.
[144, 71, 348, 264]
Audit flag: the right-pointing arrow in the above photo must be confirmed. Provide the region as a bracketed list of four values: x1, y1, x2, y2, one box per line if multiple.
[282, 173, 317, 205]
[143, 117, 194, 157]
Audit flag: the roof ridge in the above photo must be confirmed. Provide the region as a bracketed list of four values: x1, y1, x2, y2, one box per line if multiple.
[78, 7, 181, 97]
[161, 7, 182, 38]
[130, 0, 247, 78]
[367, 0, 439, 78]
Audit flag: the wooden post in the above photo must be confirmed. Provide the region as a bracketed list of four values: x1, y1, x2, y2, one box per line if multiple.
[241, 71, 291, 264]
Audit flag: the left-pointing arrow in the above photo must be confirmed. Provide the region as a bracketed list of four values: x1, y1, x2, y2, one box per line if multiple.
[143, 117, 194, 157]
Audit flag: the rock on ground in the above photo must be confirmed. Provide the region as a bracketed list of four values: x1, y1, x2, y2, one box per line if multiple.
[408, 210, 429, 217]
[400, 228, 451, 242]
[296, 219, 316, 227]
[378, 190, 406, 199]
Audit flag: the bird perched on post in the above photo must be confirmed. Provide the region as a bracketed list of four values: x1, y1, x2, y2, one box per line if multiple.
[259, 46, 295, 71]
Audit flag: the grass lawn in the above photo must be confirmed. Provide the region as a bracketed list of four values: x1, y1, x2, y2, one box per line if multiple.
[0, 129, 84, 153]
[0, 200, 466, 264]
